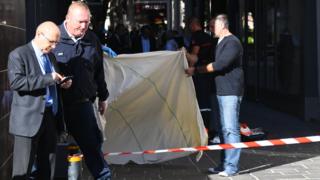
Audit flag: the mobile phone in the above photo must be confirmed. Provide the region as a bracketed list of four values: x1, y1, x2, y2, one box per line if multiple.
[58, 75, 73, 85]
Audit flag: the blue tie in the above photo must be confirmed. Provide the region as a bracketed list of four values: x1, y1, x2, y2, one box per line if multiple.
[42, 55, 58, 115]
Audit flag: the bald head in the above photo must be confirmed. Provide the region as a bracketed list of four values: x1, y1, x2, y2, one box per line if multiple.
[67, 1, 91, 17]
[65, 1, 91, 37]
[34, 21, 60, 53]
[36, 21, 60, 38]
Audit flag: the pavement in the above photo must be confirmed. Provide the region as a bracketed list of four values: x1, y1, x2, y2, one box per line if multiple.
[81, 100, 320, 180]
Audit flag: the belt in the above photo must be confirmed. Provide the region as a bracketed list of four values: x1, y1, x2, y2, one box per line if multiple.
[45, 106, 52, 110]
[71, 98, 90, 104]
[44, 106, 53, 114]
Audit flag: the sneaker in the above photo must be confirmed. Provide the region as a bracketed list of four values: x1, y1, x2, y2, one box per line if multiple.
[208, 166, 224, 174]
[96, 169, 112, 180]
[240, 123, 253, 136]
[218, 171, 238, 177]
[209, 136, 221, 144]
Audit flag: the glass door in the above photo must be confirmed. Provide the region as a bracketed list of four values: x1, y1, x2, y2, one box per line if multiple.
[239, 0, 303, 115]
[238, 0, 258, 98]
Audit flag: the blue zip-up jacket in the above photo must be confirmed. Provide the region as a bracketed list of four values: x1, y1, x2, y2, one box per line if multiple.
[52, 24, 108, 103]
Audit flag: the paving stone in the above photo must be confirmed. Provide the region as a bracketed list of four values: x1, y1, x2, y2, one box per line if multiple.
[79, 101, 320, 180]
[254, 175, 307, 180]
[208, 173, 258, 180]
[272, 168, 300, 174]
[304, 173, 320, 178]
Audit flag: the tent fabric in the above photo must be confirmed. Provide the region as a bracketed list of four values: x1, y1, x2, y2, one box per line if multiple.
[96, 50, 208, 164]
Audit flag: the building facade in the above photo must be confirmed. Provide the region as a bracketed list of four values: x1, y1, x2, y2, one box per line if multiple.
[230, 0, 320, 121]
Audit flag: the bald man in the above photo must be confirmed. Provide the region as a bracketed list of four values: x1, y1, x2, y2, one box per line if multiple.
[8, 21, 71, 179]
[52, 2, 111, 179]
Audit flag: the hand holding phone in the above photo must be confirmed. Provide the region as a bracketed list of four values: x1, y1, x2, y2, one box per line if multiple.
[58, 75, 73, 85]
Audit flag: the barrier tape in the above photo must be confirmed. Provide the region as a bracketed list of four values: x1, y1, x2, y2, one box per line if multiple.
[103, 135, 320, 157]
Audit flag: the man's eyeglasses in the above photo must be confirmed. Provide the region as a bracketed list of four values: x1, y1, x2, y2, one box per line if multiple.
[40, 33, 59, 45]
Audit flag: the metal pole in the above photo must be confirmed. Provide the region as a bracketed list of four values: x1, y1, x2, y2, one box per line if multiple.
[317, 0, 320, 103]
[167, 0, 172, 30]
[127, 0, 135, 30]
[172, 0, 180, 30]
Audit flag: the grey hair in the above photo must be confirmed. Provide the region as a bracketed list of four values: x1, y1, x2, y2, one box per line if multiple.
[215, 14, 229, 29]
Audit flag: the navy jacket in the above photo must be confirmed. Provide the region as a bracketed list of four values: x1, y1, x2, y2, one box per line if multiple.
[52, 24, 109, 103]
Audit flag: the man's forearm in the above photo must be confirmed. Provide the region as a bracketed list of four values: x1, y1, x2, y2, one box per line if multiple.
[195, 63, 214, 74]
[186, 53, 198, 66]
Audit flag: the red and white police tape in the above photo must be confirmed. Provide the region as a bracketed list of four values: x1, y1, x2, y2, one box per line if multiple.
[103, 135, 320, 157]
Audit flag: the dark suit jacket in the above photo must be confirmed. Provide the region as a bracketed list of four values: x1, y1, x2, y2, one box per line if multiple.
[131, 35, 156, 53]
[8, 42, 64, 137]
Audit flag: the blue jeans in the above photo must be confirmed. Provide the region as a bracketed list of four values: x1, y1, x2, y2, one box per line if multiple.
[217, 95, 242, 174]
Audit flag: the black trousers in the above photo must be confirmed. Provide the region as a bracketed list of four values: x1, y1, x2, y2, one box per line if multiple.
[193, 74, 213, 129]
[12, 107, 57, 180]
[64, 101, 110, 179]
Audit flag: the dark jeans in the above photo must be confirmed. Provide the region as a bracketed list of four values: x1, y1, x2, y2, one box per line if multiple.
[193, 74, 213, 129]
[64, 101, 110, 179]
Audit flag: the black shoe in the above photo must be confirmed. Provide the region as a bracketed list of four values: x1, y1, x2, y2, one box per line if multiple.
[208, 166, 224, 174]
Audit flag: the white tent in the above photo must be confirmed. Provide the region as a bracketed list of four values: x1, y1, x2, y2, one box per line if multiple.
[95, 50, 208, 164]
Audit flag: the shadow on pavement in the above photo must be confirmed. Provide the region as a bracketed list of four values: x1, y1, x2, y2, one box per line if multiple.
[80, 100, 320, 180]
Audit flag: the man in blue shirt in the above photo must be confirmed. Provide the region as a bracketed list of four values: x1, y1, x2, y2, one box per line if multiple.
[131, 25, 156, 53]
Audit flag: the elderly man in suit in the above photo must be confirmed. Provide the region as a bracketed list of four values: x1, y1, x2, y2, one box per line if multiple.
[8, 21, 72, 180]
[185, 14, 244, 177]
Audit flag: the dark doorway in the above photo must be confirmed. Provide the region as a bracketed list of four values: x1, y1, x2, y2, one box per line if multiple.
[238, 0, 304, 116]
